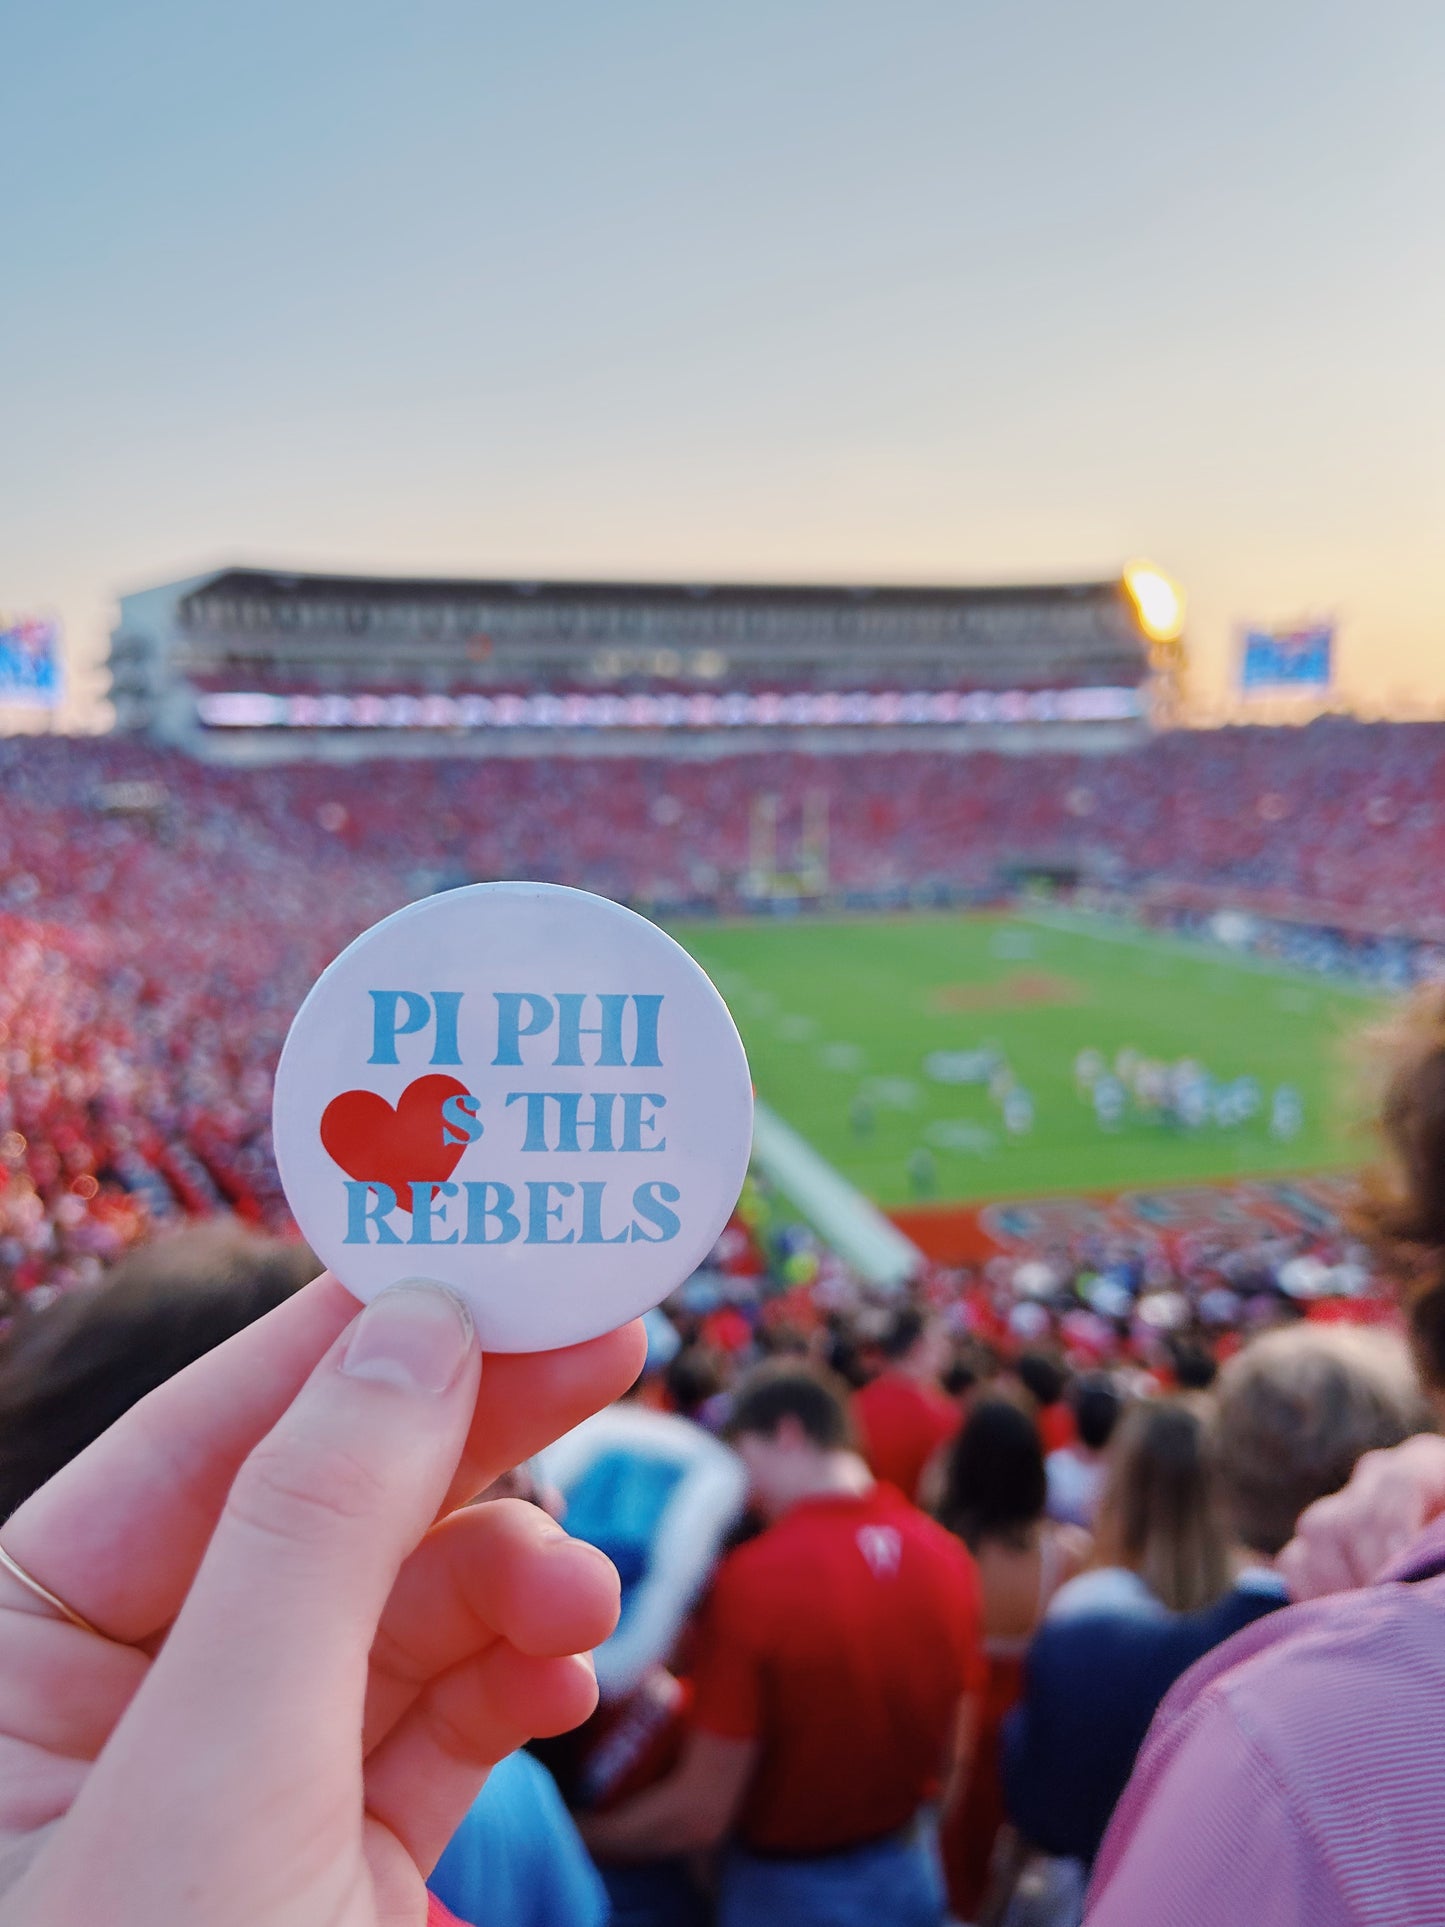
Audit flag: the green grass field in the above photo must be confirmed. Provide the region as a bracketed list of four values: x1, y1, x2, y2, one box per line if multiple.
[668, 910, 1385, 1208]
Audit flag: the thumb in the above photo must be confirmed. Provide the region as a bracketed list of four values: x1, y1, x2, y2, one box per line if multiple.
[126, 1281, 480, 1780]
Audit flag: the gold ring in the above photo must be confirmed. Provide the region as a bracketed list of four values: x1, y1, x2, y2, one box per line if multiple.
[0, 1543, 101, 1636]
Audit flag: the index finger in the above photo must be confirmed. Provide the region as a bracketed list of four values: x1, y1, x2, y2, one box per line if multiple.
[0, 1272, 644, 1645]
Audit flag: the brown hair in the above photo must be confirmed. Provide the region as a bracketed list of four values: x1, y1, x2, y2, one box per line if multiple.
[1351, 984, 1445, 1389]
[725, 1359, 855, 1451]
[0, 1221, 318, 1522]
[1211, 1324, 1429, 1556]
[1091, 1399, 1229, 1612]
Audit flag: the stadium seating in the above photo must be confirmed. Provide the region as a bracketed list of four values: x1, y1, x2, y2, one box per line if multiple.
[1, 720, 1442, 1295]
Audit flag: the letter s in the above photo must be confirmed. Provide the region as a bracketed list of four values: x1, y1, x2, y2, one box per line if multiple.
[441, 1092, 484, 1146]
[630, 1180, 681, 1243]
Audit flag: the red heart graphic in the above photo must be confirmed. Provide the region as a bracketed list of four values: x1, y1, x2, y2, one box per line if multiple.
[319, 1074, 472, 1212]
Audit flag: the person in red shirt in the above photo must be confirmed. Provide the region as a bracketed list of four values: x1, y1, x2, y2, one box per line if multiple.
[583, 1361, 985, 1927]
[852, 1305, 961, 1500]
[1013, 1348, 1077, 1456]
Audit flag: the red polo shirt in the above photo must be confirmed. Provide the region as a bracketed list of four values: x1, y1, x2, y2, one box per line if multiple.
[853, 1369, 960, 1499]
[1036, 1400, 1076, 1455]
[688, 1482, 984, 1855]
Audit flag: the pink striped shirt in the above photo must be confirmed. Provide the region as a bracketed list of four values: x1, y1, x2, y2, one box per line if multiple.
[1087, 1515, 1445, 1925]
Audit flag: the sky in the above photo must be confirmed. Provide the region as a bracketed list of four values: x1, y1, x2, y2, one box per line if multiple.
[4, 0, 1443, 729]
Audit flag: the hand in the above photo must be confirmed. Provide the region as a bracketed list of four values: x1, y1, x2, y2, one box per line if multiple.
[0, 1272, 645, 1926]
[1277, 1432, 1445, 1602]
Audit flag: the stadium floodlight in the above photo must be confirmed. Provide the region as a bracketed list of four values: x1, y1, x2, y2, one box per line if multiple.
[1123, 562, 1185, 642]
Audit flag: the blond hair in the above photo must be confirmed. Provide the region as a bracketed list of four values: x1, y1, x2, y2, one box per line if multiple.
[1351, 984, 1445, 1390]
[1091, 1399, 1229, 1613]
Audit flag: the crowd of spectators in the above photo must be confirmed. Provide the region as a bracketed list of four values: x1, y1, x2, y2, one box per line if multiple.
[8, 723, 1445, 1922]
[3, 720, 1444, 1309]
[0, 1205, 1431, 1927]
[8, 716, 1445, 918]
[533, 1251, 1437, 1926]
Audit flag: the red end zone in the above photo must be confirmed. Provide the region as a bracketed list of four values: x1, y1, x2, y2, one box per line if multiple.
[889, 1172, 1359, 1267]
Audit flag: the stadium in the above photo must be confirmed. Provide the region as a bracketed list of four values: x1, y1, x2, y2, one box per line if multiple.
[108, 564, 1167, 760]
[10, 8, 1445, 1915]
[4, 558, 1444, 1921]
[0, 558, 1430, 1303]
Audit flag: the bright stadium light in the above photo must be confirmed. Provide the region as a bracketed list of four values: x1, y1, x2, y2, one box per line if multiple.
[1123, 562, 1185, 642]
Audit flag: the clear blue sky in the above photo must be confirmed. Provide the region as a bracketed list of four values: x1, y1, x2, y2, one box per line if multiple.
[4, 0, 1443, 723]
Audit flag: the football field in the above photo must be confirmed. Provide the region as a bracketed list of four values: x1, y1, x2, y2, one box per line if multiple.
[668, 910, 1385, 1208]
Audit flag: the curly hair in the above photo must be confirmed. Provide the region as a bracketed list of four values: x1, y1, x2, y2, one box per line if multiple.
[1351, 983, 1445, 1390]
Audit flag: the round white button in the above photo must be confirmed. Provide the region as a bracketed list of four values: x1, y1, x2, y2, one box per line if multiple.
[273, 882, 753, 1351]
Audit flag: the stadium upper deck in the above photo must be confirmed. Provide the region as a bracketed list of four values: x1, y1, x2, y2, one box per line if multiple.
[108, 566, 1176, 762]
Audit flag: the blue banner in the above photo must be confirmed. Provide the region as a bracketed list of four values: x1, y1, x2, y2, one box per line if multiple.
[1240, 624, 1333, 692]
[0, 616, 62, 707]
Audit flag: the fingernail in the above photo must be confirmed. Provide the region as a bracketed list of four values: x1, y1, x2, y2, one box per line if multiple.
[341, 1282, 474, 1395]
